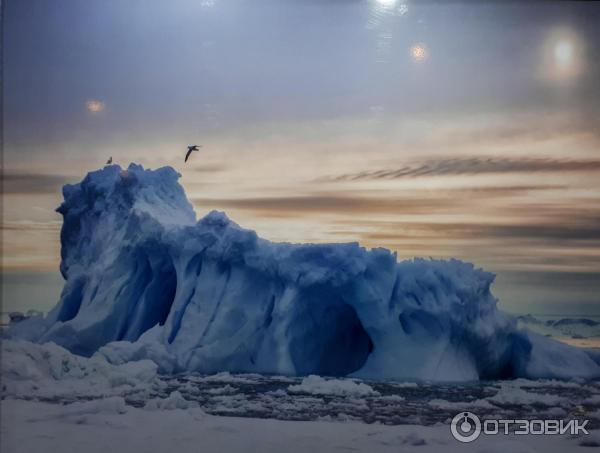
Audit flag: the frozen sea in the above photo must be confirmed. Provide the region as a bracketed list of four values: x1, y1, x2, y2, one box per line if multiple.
[3, 339, 600, 453]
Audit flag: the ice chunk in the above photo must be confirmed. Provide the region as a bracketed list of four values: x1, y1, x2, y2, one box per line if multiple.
[487, 385, 568, 407]
[144, 391, 199, 411]
[516, 331, 600, 380]
[516, 314, 600, 339]
[1, 339, 158, 399]
[288, 375, 379, 397]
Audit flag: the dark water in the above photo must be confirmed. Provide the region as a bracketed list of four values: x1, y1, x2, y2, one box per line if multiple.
[113, 373, 600, 428]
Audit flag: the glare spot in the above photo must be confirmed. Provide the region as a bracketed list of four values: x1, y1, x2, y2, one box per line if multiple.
[374, 0, 408, 14]
[410, 43, 428, 62]
[86, 100, 105, 113]
[554, 40, 573, 66]
[541, 28, 584, 82]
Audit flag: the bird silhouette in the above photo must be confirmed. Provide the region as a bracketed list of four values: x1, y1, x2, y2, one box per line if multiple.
[106, 156, 112, 165]
[185, 145, 202, 163]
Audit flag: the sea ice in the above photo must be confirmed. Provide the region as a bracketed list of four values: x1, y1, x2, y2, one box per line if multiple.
[288, 375, 380, 397]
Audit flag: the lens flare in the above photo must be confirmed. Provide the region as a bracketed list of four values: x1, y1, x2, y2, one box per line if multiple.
[541, 28, 584, 82]
[410, 43, 428, 62]
[86, 100, 105, 113]
[554, 40, 573, 67]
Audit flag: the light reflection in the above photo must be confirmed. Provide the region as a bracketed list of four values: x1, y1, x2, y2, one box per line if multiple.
[410, 43, 428, 61]
[554, 40, 573, 67]
[376, 0, 397, 7]
[86, 100, 105, 113]
[374, 0, 408, 15]
[368, 0, 408, 30]
[541, 27, 584, 82]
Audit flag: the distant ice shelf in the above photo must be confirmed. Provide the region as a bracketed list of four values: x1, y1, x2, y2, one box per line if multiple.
[6, 164, 600, 381]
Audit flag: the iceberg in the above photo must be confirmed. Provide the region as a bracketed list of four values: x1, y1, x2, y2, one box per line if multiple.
[516, 314, 600, 339]
[7, 164, 600, 381]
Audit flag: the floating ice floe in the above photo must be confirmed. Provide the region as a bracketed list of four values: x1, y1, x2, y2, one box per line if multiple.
[288, 375, 380, 397]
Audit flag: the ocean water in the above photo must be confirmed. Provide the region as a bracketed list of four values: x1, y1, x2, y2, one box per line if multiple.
[26, 372, 600, 428]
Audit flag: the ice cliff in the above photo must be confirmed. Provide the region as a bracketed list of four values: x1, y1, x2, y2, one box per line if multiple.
[8, 164, 600, 381]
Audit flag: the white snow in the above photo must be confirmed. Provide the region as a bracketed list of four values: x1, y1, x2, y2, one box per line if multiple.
[1, 398, 592, 453]
[1, 339, 158, 400]
[1, 339, 598, 453]
[379, 394, 406, 403]
[144, 391, 200, 411]
[24, 397, 129, 422]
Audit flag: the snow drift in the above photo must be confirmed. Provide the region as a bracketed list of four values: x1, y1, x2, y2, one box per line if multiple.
[7, 164, 600, 381]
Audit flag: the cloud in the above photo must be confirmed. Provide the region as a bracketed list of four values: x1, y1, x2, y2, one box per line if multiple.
[355, 219, 600, 244]
[446, 185, 567, 196]
[487, 222, 600, 242]
[187, 164, 228, 174]
[327, 157, 600, 182]
[193, 182, 567, 216]
[193, 194, 462, 217]
[2, 172, 74, 194]
[1, 220, 62, 232]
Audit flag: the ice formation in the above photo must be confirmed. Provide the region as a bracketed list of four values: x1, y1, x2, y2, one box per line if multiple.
[7, 164, 600, 381]
[1, 339, 158, 399]
[516, 314, 600, 339]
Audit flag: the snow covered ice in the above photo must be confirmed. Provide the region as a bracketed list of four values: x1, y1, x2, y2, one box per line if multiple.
[3, 348, 600, 453]
[5, 163, 600, 381]
[4, 396, 598, 453]
[3, 337, 600, 427]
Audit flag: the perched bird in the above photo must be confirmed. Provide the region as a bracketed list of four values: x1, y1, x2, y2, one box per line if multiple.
[185, 145, 201, 163]
[106, 156, 112, 165]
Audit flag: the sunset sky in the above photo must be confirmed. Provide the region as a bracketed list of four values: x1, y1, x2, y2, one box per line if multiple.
[3, 0, 600, 316]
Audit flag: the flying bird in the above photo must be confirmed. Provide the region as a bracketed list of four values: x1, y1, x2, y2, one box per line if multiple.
[185, 145, 202, 163]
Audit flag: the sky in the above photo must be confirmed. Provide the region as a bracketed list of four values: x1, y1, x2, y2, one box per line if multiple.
[3, 0, 600, 316]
